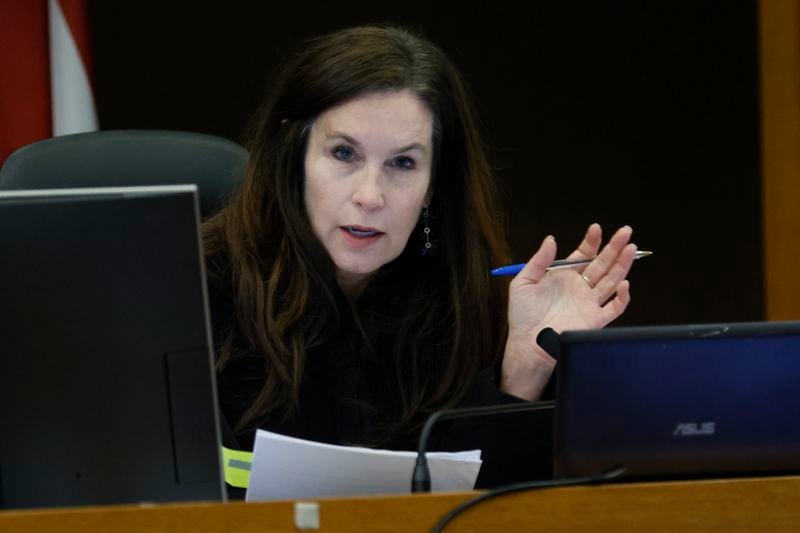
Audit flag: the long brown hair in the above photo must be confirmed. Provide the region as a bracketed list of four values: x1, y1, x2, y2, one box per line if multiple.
[203, 25, 511, 444]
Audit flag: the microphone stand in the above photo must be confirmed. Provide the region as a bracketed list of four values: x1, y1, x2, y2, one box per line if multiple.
[411, 400, 555, 493]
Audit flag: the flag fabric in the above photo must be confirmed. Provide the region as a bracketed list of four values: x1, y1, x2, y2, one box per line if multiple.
[0, 0, 98, 166]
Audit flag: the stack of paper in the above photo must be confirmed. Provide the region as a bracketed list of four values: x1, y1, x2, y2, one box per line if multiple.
[246, 430, 482, 501]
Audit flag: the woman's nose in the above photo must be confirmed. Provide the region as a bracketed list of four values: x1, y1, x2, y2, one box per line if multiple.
[351, 165, 385, 211]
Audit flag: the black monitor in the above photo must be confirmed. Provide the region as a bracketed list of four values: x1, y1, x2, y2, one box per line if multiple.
[555, 321, 800, 480]
[0, 185, 225, 509]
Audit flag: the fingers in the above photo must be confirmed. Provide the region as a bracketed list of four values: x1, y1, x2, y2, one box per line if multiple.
[580, 225, 633, 286]
[593, 243, 637, 303]
[515, 226, 637, 305]
[599, 280, 631, 324]
[514, 235, 557, 285]
[565, 223, 602, 262]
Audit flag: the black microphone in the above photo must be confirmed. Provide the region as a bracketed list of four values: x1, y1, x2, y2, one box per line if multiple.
[411, 327, 561, 493]
[410, 400, 555, 493]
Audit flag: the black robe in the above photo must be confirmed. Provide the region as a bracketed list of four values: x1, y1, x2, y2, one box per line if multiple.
[208, 278, 555, 491]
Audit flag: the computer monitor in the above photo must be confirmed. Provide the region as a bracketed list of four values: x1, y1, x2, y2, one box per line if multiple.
[0, 185, 225, 509]
[554, 321, 800, 480]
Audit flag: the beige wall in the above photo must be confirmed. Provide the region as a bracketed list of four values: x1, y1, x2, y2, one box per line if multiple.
[760, 0, 800, 319]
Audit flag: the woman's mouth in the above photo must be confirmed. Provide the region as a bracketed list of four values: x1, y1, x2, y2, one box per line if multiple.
[342, 226, 383, 238]
[340, 226, 384, 247]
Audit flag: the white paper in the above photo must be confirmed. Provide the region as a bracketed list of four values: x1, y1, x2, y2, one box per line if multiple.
[246, 430, 482, 501]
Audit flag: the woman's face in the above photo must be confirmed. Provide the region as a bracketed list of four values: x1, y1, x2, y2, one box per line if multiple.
[303, 90, 434, 295]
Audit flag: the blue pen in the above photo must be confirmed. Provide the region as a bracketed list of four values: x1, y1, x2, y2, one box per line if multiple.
[491, 250, 653, 277]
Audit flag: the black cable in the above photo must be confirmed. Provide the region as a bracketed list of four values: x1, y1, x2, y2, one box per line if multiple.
[430, 466, 626, 532]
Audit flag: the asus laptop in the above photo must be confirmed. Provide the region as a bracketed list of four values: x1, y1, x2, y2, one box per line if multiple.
[554, 321, 800, 479]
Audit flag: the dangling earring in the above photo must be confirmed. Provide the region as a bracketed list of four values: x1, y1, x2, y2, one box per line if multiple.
[420, 207, 436, 255]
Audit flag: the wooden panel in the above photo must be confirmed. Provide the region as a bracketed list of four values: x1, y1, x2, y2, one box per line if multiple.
[760, 0, 800, 319]
[1, 476, 799, 532]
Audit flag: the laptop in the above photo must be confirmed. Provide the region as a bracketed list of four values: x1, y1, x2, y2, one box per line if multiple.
[553, 321, 800, 479]
[0, 186, 225, 508]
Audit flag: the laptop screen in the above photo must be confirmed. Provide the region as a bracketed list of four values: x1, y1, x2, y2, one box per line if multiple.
[554, 321, 800, 479]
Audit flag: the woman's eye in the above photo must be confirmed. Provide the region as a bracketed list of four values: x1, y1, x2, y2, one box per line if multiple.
[332, 146, 355, 162]
[391, 156, 415, 170]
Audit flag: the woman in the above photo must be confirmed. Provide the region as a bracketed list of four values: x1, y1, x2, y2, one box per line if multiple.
[203, 25, 635, 468]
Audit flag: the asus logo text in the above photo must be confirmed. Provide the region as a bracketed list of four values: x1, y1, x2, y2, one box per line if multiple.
[673, 422, 716, 436]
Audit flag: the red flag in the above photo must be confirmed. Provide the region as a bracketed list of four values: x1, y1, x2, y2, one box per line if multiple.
[0, 0, 97, 166]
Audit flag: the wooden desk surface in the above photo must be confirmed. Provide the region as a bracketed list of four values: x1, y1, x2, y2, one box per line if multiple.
[1, 475, 799, 532]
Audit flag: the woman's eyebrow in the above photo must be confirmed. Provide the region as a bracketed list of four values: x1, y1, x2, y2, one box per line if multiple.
[394, 142, 428, 155]
[325, 131, 362, 147]
[326, 131, 429, 155]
